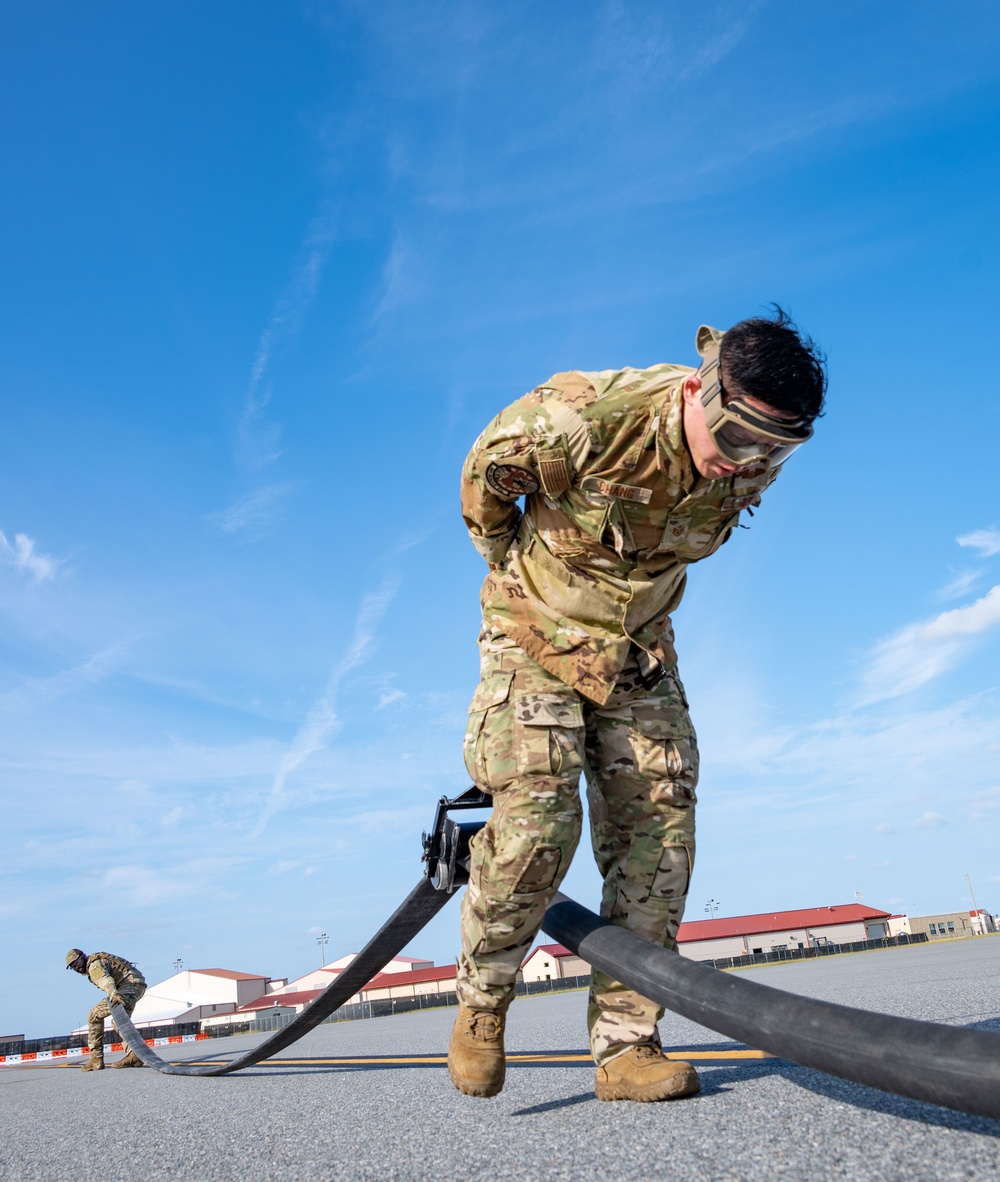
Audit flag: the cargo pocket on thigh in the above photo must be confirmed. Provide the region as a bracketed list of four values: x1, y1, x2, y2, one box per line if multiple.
[464, 671, 515, 791]
[627, 841, 692, 909]
[511, 844, 564, 896]
[632, 705, 698, 803]
[479, 835, 565, 908]
[648, 844, 692, 901]
[513, 694, 585, 778]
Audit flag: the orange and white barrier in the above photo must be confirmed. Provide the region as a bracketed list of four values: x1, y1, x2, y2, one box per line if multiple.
[0, 1031, 209, 1067]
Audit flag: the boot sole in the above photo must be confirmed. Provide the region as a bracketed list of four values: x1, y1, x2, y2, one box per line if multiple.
[595, 1068, 700, 1102]
[447, 1061, 505, 1098]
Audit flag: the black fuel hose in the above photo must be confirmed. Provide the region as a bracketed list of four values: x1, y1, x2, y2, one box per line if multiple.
[110, 877, 449, 1076]
[541, 892, 1000, 1120]
[111, 878, 1000, 1119]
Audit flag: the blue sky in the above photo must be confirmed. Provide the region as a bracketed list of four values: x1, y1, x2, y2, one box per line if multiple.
[2, 1, 999, 1039]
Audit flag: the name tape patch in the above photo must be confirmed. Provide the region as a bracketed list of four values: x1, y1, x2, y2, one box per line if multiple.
[581, 477, 652, 504]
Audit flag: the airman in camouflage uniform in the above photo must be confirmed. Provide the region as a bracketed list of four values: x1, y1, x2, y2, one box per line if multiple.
[66, 948, 147, 1071]
[449, 312, 826, 1100]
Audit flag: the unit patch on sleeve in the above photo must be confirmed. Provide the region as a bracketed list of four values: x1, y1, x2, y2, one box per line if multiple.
[485, 462, 541, 498]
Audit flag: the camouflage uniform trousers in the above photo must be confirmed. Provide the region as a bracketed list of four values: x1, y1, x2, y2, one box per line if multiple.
[457, 639, 698, 1066]
[87, 983, 146, 1062]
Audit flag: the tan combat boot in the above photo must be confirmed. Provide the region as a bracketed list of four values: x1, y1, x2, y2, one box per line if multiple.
[113, 1049, 144, 1068]
[595, 1044, 700, 1102]
[80, 1054, 104, 1072]
[447, 1004, 507, 1097]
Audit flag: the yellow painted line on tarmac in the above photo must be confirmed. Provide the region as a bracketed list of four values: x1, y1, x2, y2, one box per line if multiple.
[672, 1050, 772, 1061]
[40, 1047, 772, 1070]
[199, 1048, 772, 1067]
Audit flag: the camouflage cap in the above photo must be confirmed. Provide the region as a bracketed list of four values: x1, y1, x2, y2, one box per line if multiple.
[65, 948, 85, 969]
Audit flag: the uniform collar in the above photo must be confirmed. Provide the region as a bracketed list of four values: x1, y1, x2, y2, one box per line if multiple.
[657, 377, 698, 494]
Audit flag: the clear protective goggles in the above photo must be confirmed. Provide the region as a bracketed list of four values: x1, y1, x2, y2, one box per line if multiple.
[699, 348, 813, 467]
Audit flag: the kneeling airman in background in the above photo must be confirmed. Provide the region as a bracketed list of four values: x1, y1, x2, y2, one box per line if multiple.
[66, 948, 146, 1071]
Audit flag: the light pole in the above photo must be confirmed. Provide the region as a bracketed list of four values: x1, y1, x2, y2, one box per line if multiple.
[705, 898, 720, 920]
[965, 875, 980, 935]
[316, 931, 329, 965]
[173, 958, 183, 974]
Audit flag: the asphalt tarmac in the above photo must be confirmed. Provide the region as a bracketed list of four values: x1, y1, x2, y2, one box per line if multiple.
[2, 937, 998, 1182]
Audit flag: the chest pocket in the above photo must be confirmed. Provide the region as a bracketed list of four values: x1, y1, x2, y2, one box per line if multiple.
[658, 514, 735, 562]
[660, 483, 766, 562]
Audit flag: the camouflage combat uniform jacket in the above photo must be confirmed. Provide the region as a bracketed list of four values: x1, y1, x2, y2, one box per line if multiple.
[461, 344, 780, 703]
[85, 952, 145, 998]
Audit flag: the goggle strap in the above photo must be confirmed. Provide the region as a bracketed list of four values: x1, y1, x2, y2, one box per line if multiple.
[698, 349, 725, 415]
[700, 348, 811, 445]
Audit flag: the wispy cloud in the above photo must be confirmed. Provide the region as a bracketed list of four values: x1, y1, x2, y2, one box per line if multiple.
[250, 573, 401, 836]
[674, 0, 771, 82]
[857, 585, 1000, 705]
[937, 567, 982, 601]
[912, 811, 948, 829]
[207, 481, 301, 540]
[958, 528, 1000, 558]
[247, 204, 339, 404]
[3, 734, 286, 788]
[371, 232, 420, 326]
[235, 390, 284, 472]
[269, 860, 305, 876]
[0, 643, 128, 710]
[968, 788, 1000, 823]
[210, 205, 339, 537]
[0, 530, 62, 582]
[699, 690, 1000, 846]
[96, 859, 247, 906]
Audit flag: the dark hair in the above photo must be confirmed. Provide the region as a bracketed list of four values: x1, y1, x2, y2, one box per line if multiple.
[720, 306, 827, 422]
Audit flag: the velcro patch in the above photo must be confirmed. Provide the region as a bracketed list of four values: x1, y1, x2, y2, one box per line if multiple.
[581, 476, 652, 504]
[721, 495, 759, 513]
[485, 462, 540, 498]
[513, 845, 563, 893]
[536, 448, 571, 498]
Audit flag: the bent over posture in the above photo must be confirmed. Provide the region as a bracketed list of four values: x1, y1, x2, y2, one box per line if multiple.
[449, 309, 826, 1101]
[66, 948, 147, 1071]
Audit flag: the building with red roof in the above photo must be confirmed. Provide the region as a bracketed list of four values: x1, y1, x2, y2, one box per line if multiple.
[676, 904, 893, 961]
[270, 953, 434, 998]
[521, 943, 590, 982]
[202, 961, 459, 1026]
[513, 905, 897, 981]
[127, 966, 272, 1029]
[362, 962, 457, 1001]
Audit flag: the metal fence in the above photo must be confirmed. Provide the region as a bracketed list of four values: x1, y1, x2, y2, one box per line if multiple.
[201, 1020, 256, 1039]
[702, 931, 929, 971]
[317, 973, 596, 1025]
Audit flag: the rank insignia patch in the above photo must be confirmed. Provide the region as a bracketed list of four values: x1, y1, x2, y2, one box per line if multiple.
[485, 462, 540, 498]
